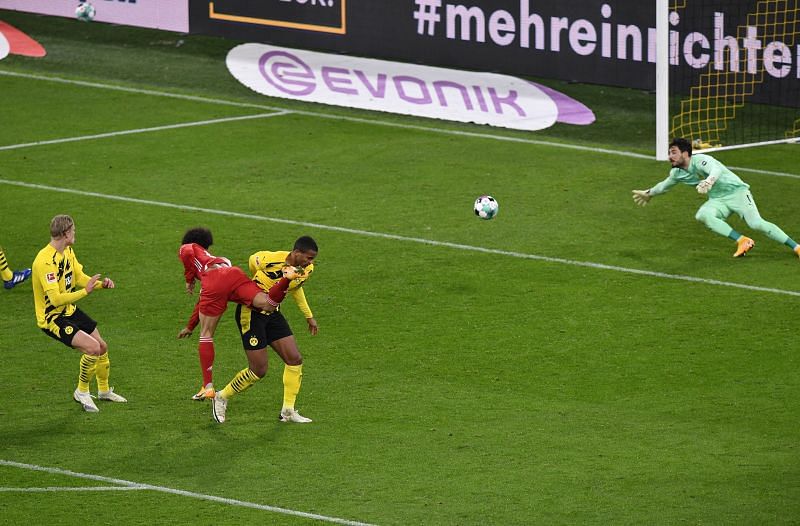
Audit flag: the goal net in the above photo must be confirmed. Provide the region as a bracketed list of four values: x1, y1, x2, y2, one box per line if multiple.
[658, 0, 800, 155]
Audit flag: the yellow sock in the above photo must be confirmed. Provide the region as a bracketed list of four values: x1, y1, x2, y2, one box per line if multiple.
[77, 355, 98, 392]
[95, 352, 110, 392]
[282, 364, 303, 410]
[0, 247, 12, 281]
[220, 368, 260, 400]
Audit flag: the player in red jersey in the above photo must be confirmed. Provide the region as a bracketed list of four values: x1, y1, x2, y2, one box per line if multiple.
[177, 227, 300, 400]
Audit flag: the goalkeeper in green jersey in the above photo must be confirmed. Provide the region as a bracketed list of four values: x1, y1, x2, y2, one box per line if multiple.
[633, 138, 800, 259]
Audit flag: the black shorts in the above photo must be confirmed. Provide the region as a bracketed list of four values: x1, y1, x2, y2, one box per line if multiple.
[235, 304, 293, 351]
[41, 308, 97, 348]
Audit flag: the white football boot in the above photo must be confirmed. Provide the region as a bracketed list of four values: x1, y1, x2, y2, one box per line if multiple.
[98, 387, 127, 403]
[73, 389, 99, 413]
[279, 408, 312, 423]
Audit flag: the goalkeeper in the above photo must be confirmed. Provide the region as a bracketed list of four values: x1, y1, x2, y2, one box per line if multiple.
[632, 138, 800, 259]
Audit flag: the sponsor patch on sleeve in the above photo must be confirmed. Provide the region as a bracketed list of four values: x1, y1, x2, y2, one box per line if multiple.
[46, 272, 57, 283]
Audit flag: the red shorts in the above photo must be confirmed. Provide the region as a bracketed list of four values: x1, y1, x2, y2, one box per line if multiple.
[198, 266, 263, 317]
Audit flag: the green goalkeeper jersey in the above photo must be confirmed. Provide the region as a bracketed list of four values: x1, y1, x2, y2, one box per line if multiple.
[649, 153, 749, 198]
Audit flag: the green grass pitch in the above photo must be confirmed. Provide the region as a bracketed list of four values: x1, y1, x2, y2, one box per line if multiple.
[1, 11, 799, 525]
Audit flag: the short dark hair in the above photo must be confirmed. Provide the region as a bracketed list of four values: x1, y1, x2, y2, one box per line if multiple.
[182, 227, 213, 248]
[669, 137, 692, 156]
[293, 235, 318, 253]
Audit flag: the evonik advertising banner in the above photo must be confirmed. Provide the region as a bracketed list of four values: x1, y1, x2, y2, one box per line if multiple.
[227, 43, 595, 131]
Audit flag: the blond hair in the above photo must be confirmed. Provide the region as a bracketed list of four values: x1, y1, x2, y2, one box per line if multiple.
[50, 215, 74, 238]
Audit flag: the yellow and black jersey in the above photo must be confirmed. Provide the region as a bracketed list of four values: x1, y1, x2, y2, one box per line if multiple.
[32, 244, 92, 329]
[248, 250, 314, 318]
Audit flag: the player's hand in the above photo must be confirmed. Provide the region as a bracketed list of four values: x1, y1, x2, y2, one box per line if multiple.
[177, 327, 193, 339]
[185, 281, 195, 295]
[632, 189, 651, 206]
[85, 274, 102, 293]
[282, 265, 305, 280]
[102, 277, 115, 289]
[696, 179, 714, 194]
[307, 317, 318, 336]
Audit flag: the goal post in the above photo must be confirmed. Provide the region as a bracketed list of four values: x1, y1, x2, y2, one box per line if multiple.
[656, 0, 670, 160]
[656, 0, 800, 157]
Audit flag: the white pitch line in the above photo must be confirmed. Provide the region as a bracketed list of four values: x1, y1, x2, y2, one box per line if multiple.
[0, 111, 292, 151]
[4, 69, 800, 177]
[0, 486, 147, 492]
[0, 460, 376, 526]
[2, 178, 798, 298]
[729, 165, 800, 179]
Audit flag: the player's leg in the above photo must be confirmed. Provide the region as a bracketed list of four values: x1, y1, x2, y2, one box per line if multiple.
[734, 191, 800, 257]
[220, 349, 267, 391]
[67, 309, 127, 407]
[695, 200, 753, 257]
[212, 306, 268, 423]
[82, 327, 127, 403]
[271, 334, 312, 424]
[193, 269, 239, 399]
[42, 313, 104, 412]
[194, 312, 221, 400]
[0, 246, 11, 281]
[0, 246, 32, 289]
[69, 330, 104, 412]
[248, 267, 304, 312]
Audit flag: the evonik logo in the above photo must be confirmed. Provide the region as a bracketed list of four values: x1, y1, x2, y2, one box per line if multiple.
[227, 44, 594, 131]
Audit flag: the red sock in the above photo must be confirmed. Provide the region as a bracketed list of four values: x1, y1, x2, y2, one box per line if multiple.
[267, 277, 291, 306]
[198, 337, 215, 386]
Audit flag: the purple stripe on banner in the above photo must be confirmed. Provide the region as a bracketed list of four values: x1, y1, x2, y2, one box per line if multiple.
[531, 82, 595, 126]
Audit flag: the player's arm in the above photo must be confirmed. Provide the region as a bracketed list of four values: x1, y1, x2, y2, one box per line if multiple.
[73, 260, 113, 289]
[33, 258, 84, 305]
[32, 257, 92, 306]
[178, 243, 226, 283]
[43, 276, 103, 306]
[290, 286, 318, 335]
[633, 173, 679, 205]
[178, 300, 200, 338]
[696, 157, 723, 195]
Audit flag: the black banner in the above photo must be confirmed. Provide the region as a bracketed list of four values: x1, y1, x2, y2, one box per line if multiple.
[189, 0, 799, 105]
[189, 0, 657, 88]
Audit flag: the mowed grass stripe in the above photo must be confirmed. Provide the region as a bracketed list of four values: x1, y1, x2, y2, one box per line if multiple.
[2, 70, 798, 178]
[2, 177, 798, 298]
[0, 460, 375, 526]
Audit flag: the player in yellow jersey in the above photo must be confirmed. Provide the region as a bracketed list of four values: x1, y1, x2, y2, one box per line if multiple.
[212, 236, 318, 424]
[31, 215, 127, 413]
[1, 245, 31, 289]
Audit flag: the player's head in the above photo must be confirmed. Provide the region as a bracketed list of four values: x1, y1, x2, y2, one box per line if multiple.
[668, 138, 692, 168]
[50, 214, 75, 243]
[291, 236, 318, 267]
[669, 137, 693, 155]
[182, 227, 213, 249]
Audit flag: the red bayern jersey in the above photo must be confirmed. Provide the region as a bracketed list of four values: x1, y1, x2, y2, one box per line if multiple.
[178, 243, 231, 285]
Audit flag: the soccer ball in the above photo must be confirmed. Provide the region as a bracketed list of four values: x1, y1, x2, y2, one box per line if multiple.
[75, 2, 96, 22]
[473, 195, 499, 220]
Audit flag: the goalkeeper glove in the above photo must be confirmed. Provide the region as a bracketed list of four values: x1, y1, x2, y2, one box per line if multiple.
[632, 189, 651, 206]
[696, 175, 718, 195]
